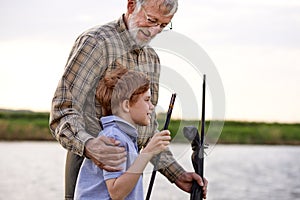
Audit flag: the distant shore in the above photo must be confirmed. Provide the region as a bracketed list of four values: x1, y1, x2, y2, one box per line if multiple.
[1, 109, 300, 145]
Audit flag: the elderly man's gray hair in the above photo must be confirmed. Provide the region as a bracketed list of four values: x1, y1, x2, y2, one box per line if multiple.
[137, 0, 178, 16]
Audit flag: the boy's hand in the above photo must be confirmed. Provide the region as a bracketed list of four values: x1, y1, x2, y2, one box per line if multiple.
[142, 130, 171, 156]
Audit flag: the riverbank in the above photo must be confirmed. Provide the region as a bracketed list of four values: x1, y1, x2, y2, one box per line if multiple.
[0, 110, 300, 144]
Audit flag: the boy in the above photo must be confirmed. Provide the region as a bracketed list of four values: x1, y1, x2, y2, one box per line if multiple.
[74, 67, 171, 199]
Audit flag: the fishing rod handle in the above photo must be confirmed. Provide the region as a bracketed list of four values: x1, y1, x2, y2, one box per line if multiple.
[163, 93, 176, 130]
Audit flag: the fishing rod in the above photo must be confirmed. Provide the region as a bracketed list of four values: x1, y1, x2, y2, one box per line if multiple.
[145, 93, 176, 200]
[183, 74, 206, 200]
[198, 74, 206, 200]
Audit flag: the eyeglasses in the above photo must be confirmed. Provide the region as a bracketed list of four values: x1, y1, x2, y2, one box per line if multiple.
[141, 6, 173, 31]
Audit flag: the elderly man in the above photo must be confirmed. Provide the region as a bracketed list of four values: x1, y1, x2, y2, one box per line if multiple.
[50, 0, 208, 199]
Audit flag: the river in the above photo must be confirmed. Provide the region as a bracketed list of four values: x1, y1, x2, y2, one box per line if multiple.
[0, 142, 299, 200]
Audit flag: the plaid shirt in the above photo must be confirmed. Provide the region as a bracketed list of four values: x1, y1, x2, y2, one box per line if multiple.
[49, 15, 184, 182]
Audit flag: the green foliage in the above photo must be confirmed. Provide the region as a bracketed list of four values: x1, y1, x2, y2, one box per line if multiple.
[218, 121, 300, 145]
[0, 110, 53, 141]
[157, 114, 300, 145]
[0, 110, 300, 144]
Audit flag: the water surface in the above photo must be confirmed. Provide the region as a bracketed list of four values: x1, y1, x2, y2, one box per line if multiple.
[0, 142, 299, 200]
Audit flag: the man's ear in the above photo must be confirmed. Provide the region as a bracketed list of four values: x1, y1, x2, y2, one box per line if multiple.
[122, 99, 130, 113]
[127, 0, 136, 14]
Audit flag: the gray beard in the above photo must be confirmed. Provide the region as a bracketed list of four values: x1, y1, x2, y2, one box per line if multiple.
[129, 28, 151, 47]
[128, 17, 151, 47]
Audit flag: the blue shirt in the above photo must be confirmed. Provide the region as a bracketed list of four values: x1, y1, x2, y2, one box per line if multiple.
[74, 116, 143, 200]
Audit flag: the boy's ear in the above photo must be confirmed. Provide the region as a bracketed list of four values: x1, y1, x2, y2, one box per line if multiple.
[127, 0, 136, 14]
[122, 99, 130, 113]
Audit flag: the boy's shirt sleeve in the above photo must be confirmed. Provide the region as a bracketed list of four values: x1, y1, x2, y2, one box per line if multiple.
[102, 130, 128, 180]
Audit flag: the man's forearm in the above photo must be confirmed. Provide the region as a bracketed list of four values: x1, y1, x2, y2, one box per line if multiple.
[49, 108, 94, 156]
[159, 159, 185, 183]
[149, 147, 186, 183]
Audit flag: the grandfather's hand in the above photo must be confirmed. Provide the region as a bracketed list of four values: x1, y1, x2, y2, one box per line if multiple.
[175, 172, 208, 199]
[84, 136, 127, 171]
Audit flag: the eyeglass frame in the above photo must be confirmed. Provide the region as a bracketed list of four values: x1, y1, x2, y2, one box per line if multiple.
[141, 6, 173, 30]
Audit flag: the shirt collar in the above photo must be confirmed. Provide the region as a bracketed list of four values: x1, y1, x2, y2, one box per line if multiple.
[101, 115, 138, 140]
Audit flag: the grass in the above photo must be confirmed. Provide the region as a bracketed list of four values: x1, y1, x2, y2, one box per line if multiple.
[216, 121, 300, 145]
[0, 110, 300, 145]
[0, 110, 53, 141]
[156, 114, 300, 145]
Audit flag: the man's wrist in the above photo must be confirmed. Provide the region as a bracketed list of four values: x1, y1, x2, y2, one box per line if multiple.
[83, 137, 94, 159]
[160, 161, 186, 183]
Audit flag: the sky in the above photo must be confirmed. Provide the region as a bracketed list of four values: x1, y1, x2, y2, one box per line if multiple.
[0, 0, 300, 123]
